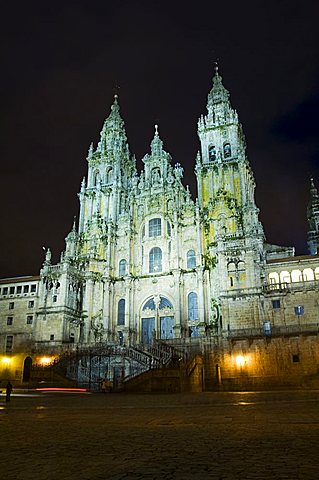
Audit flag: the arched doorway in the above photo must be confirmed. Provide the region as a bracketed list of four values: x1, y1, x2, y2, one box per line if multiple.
[23, 356, 32, 382]
[141, 296, 174, 344]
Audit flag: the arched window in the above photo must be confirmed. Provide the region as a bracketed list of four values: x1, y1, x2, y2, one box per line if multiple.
[237, 261, 245, 272]
[149, 247, 162, 273]
[280, 271, 291, 284]
[187, 250, 196, 269]
[149, 218, 161, 237]
[227, 262, 236, 273]
[119, 259, 127, 277]
[188, 292, 199, 321]
[223, 143, 231, 158]
[303, 268, 314, 281]
[142, 224, 145, 238]
[159, 297, 173, 309]
[228, 262, 236, 288]
[291, 269, 302, 282]
[143, 298, 156, 310]
[167, 221, 171, 236]
[94, 171, 100, 186]
[117, 299, 125, 325]
[208, 145, 216, 161]
[269, 272, 279, 285]
[107, 168, 113, 183]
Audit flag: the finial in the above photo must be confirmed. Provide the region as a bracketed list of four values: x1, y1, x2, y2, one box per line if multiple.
[155, 124, 159, 136]
[114, 93, 118, 102]
[213, 60, 219, 76]
[72, 217, 77, 232]
[88, 142, 93, 158]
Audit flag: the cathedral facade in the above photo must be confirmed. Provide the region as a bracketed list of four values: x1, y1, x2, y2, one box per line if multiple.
[1, 69, 319, 384]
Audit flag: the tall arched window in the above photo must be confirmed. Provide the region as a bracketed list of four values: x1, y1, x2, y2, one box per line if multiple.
[188, 292, 199, 321]
[167, 221, 171, 236]
[117, 299, 125, 325]
[119, 259, 127, 277]
[94, 171, 100, 186]
[187, 250, 196, 269]
[149, 218, 161, 237]
[106, 168, 113, 183]
[149, 247, 162, 273]
[223, 143, 231, 158]
[228, 262, 236, 288]
[208, 145, 216, 161]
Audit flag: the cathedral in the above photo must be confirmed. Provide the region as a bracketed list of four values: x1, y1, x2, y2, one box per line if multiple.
[1, 67, 319, 389]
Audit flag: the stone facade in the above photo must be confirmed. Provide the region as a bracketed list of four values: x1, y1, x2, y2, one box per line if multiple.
[1, 67, 319, 385]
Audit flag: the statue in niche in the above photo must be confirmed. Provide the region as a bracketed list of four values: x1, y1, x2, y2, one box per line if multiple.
[151, 168, 161, 185]
[167, 171, 174, 184]
[132, 172, 139, 191]
[139, 172, 145, 190]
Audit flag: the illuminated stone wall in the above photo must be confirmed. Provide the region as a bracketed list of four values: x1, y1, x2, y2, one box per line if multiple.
[1, 68, 319, 378]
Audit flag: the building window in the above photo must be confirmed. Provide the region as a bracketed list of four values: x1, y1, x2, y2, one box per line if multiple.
[6, 335, 13, 352]
[167, 221, 171, 236]
[272, 300, 281, 309]
[9, 302, 14, 310]
[23, 285, 29, 294]
[292, 354, 300, 363]
[7, 317, 13, 326]
[188, 292, 199, 321]
[159, 296, 173, 309]
[187, 250, 196, 269]
[17, 286, 22, 294]
[28, 300, 34, 308]
[294, 305, 304, 316]
[223, 143, 231, 158]
[31, 284, 37, 293]
[149, 218, 161, 237]
[208, 145, 216, 161]
[149, 247, 162, 273]
[50, 334, 55, 341]
[3, 287, 8, 295]
[9, 286, 15, 295]
[27, 315, 33, 325]
[119, 259, 127, 277]
[117, 299, 125, 326]
[53, 295, 57, 303]
[143, 298, 156, 310]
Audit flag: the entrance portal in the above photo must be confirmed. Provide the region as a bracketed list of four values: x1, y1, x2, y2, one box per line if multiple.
[23, 356, 32, 382]
[142, 317, 155, 344]
[160, 316, 174, 339]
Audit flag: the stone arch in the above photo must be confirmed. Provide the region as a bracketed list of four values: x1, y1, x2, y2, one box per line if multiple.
[280, 270, 291, 284]
[303, 268, 314, 281]
[291, 269, 302, 282]
[22, 356, 32, 382]
[140, 295, 175, 344]
[268, 272, 279, 284]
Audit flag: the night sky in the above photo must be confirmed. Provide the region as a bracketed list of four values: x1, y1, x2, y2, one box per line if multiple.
[1, 0, 318, 278]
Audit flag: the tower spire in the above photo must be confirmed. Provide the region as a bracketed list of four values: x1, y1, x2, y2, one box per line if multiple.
[97, 94, 128, 154]
[307, 177, 319, 255]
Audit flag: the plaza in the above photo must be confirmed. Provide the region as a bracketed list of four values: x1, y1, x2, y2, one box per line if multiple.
[1, 390, 319, 479]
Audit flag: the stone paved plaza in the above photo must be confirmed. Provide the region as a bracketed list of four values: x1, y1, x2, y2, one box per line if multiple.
[1, 390, 319, 480]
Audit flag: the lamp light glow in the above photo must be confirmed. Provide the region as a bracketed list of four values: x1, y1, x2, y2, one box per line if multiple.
[1, 357, 11, 365]
[235, 355, 246, 367]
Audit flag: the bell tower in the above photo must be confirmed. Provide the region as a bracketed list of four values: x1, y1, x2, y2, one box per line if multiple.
[307, 178, 319, 255]
[195, 66, 265, 324]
